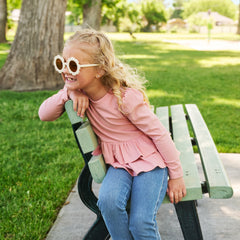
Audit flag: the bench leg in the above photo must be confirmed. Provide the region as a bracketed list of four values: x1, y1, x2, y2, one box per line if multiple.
[83, 215, 110, 240]
[78, 165, 99, 215]
[174, 200, 203, 240]
[78, 165, 110, 239]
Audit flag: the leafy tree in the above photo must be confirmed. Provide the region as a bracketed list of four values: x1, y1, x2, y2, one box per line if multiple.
[82, 0, 101, 30]
[127, 2, 142, 30]
[237, 1, 240, 34]
[66, 0, 102, 30]
[141, 0, 167, 31]
[101, 0, 142, 32]
[183, 0, 237, 20]
[101, 0, 126, 31]
[170, 0, 188, 19]
[0, 0, 23, 43]
[66, 0, 128, 30]
[66, 0, 141, 31]
[67, 0, 83, 25]
[7, 0, 21, 11]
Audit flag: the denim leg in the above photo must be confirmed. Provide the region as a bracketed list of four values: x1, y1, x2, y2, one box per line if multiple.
[129, 167, 168, 240]
[97, 166, 133, 240]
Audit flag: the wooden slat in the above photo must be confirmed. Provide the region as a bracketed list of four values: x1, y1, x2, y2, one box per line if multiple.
[65, 100, 83, 125]
[156, 106, 169, 131]
[88, 155, 107, 184]
[185, 104, 233, 199]
[156, 106, 171, 203]
[75, 121, 98, 154]
[170, 104, 202, 201]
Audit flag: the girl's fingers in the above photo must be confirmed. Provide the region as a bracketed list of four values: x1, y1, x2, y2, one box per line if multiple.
[73, 99, 78, 112]
[77, 100, 89, 117]
[168, 190, 185, 204]
[174, 195, 179, 204]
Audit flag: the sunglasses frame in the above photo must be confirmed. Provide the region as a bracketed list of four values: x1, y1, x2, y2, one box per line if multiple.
[53, 55, 99, 76]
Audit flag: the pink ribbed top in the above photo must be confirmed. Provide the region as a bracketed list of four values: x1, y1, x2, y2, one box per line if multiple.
[38, 87, 183, 179]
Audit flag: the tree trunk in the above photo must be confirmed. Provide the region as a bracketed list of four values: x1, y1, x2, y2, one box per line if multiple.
[0, 0, 67, 90]
[83, 0, 101, 30]
[0, 0, 7, 43]
[237, 2, 240, 35]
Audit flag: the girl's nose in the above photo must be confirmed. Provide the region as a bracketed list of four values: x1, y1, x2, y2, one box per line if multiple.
[62, 64, 68, 73]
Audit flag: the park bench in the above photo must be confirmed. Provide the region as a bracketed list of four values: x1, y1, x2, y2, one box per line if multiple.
[65, 100, 233, 240]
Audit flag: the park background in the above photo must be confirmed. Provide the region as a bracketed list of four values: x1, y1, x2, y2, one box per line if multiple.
[0, 0, 240, 239]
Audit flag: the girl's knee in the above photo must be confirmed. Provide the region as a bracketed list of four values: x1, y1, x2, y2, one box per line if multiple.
[97, 190, 127, 215]
[129, 213, 159, 239]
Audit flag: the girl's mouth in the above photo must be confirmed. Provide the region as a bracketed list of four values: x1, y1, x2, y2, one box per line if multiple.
[65, 75, 77, 82]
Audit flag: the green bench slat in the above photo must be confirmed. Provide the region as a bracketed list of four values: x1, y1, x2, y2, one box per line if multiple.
[75, 121, 107, 184]
[75, 121, 98, 154]
[155, 106, 170, 203]
[171, 105, 202, 201]
[156, 106, 169, 131]
[185, 104, 233, 199]
[65, 100, 83, 124]
[156, 107, 170, 203]
[88, 155, 107, 184]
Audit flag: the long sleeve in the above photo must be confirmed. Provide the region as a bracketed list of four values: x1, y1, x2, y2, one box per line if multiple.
[122, 88, 183, 179]
[38, 86, 69, 121]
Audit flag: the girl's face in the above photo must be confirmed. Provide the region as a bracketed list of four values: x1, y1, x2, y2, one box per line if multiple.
[62, 42, 102, 93]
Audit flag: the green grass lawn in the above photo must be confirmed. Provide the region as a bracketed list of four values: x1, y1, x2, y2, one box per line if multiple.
[0, 43, 10, 69]
[0, 90, 84, 239]
[0, 32, 240, 239]
[110, 33, 240, 153]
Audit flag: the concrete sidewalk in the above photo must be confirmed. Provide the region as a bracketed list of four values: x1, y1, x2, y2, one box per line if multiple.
[46, 153, 240, 240]
[162, 39, 240, 51]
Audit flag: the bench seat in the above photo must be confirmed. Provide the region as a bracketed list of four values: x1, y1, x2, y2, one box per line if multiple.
[156, 104, 233, 203]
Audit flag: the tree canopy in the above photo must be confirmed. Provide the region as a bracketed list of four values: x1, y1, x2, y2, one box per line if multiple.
[141, 0, 167, 31]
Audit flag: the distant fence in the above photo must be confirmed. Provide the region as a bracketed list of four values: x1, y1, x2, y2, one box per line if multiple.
[65, 25, 83, 32]
[65, 25, 117, 32]
[195, 25, 237, 34]
[65, 24, 237, 34]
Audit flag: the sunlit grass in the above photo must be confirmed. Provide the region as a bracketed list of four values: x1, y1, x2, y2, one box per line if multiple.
[209, 96, 240, 108]
[120, 54, 159, 59]
[197, 57, 240, 67]
[147, 89, 183, 99]
[0, 43, 11, 68]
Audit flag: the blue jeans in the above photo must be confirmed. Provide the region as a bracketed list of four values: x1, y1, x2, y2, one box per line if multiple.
[97, 166, 168, 240]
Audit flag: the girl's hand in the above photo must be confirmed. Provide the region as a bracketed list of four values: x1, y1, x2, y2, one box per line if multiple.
[167, 177, 186, 204]
[68, 90, 89, 118]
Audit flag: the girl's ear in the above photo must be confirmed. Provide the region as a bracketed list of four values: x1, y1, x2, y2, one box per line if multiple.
[96, 68, 105, 78]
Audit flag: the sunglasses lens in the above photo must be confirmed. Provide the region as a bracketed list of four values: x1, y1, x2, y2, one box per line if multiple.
[56, 58, 63, 70]
[69, 60, 78, 73]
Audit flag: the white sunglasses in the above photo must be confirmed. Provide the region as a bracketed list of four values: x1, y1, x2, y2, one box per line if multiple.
[53, 55, 99, 76]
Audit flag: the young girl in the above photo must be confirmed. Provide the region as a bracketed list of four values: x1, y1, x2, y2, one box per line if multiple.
[39, 29, 186, 240]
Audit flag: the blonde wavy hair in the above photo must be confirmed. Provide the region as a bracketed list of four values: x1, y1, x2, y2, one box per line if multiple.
[65, 29, 149, 108]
